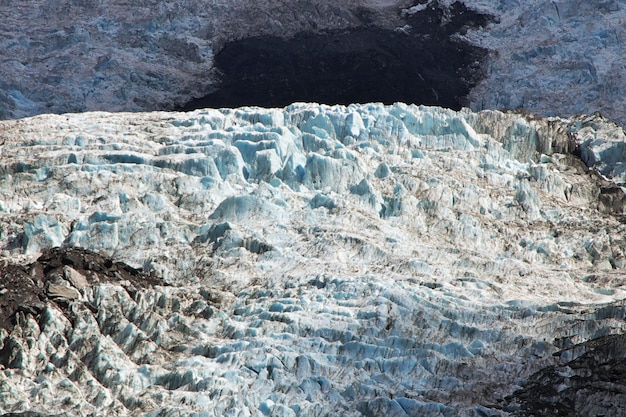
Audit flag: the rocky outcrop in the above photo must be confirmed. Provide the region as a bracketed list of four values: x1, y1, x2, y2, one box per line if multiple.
[1, 0, 486, 119]
[506, 323, 626, 416]
[0, 247, 161, 332]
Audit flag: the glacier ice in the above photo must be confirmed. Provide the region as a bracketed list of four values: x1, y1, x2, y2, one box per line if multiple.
[1, 103, 626, 415]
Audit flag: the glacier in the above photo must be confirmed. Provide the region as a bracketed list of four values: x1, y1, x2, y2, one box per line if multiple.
[1, 103, 626, 416]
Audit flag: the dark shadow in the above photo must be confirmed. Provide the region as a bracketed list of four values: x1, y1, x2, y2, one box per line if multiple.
[178, 1, 492, 110]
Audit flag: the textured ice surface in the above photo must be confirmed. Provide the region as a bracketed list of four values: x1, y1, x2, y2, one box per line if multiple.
[1, 104, 626, 415]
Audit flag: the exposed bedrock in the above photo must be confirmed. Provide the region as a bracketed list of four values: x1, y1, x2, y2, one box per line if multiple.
[505, 330, 626, 416]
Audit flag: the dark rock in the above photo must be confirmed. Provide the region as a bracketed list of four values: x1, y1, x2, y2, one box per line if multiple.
[0, 263, 45, 331]
[178, 1, 491, 110]
[46, 283, 80, 300]
[0, 247, 163, 331]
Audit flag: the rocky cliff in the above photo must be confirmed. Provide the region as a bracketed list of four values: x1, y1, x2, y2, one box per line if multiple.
[3, 1, 626, 125]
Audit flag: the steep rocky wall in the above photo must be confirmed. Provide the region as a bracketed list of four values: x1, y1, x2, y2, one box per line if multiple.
[4, 1, 626, 126]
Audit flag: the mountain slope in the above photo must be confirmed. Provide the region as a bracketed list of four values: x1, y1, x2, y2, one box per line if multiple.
[3, 1, 626, 125]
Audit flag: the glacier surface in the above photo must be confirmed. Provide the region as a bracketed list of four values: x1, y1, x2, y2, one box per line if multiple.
[1, 103, 626, 416]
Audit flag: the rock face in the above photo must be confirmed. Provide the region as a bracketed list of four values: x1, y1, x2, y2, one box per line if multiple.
[0, 0, 491, 119]
[1, 103, 626, 415]
[466, 0, 626, 126]
[507, 330, 626, 416]
[3, 1, 626, 125]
